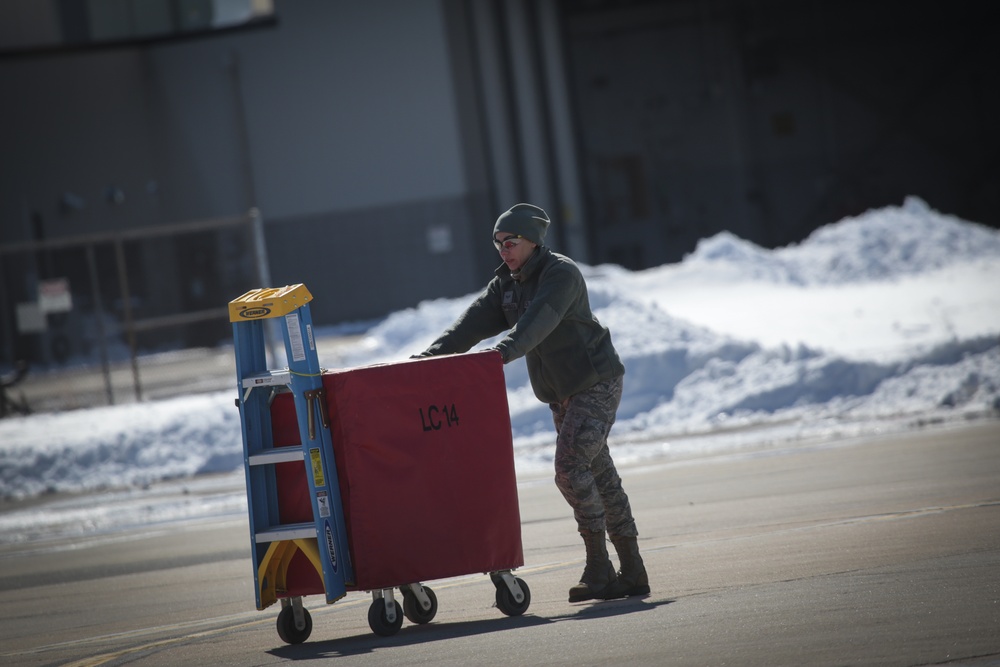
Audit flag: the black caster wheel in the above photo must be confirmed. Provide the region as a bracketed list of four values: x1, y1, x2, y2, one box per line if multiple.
[276, 605, 312, 644]
[496, 577, 531, 617]
[368, 597, 404, 637]
[402, 586, 438, 624]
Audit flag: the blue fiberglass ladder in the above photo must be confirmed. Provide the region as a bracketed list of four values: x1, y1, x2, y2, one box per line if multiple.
[228, 284, 352, 644]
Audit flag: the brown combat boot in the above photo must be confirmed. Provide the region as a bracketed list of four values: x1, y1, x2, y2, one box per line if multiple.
[568, 530, 617, 602]
[602, 535, 650, 599]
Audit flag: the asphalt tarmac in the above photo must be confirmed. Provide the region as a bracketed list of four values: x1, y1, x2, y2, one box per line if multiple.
[1, 420, 998, 666]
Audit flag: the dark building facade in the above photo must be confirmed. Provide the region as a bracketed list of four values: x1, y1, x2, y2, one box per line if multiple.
[1, 0, 995, 368]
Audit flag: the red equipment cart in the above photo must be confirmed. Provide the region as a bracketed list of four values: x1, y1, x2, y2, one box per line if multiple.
[230, 285, 529, 643]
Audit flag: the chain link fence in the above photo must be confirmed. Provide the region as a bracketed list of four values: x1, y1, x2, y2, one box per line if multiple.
[0, 211, 270, 415]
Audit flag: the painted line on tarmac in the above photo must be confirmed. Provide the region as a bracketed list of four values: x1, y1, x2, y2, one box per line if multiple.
[3, 609, 274, 666]
[663, 499, 1000, 552]
[51, 503, 996, 665]
[782, 500, 1000, 531]
[16, 564, 566, 667]
[60, 619, 272, 667]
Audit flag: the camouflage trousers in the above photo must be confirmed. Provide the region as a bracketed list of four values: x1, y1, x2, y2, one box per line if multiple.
[550, 375, 638, 538]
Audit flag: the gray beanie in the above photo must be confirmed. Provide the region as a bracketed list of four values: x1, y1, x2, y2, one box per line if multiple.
[493, 203, 550, 246]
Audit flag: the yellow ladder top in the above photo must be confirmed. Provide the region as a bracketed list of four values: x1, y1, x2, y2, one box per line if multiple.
[229, 284, 313, 322]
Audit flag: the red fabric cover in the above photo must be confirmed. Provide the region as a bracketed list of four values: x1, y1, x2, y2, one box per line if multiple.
[269, 392, 300, 447]
[272, 393, 315, 526]
[270, 351, 523, 593]
[284, 548, 324, 596]
[326, 351, 523, 590]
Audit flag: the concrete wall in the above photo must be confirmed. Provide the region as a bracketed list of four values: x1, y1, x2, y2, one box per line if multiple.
[142, 0, 484, 323]
[1, 0, 487, 338]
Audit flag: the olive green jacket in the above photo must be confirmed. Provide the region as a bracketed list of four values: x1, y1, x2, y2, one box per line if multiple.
[420, 246, 625, 404]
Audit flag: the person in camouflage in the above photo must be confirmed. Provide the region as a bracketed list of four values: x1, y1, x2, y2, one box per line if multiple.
[414, 203, 649, 602]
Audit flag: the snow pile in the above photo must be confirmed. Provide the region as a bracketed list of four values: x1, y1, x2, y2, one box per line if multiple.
[1, 197, 998, 505]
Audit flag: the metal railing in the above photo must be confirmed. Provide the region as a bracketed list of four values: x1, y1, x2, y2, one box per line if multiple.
[0, 209, 271, 413]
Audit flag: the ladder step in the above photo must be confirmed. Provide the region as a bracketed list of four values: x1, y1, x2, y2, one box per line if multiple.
[241, 368, 291, 390]
[249, 449, 304, 466]
[255, 522, 316, 543]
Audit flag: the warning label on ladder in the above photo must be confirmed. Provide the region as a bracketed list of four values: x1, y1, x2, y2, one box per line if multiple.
[309, 447, 325, 487]
[285, 312, 307, 362]
[316, 491, 331, 518]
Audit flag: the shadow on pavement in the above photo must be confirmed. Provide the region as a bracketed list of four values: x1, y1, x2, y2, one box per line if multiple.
[267, 596, 674, 659]
[267, 614, 551, 659]
[552, 594, 674, 621]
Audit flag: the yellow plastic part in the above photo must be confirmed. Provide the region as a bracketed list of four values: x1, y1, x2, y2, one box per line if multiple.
[228, 284, 313, 323]
[256, 538, 326, 610]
